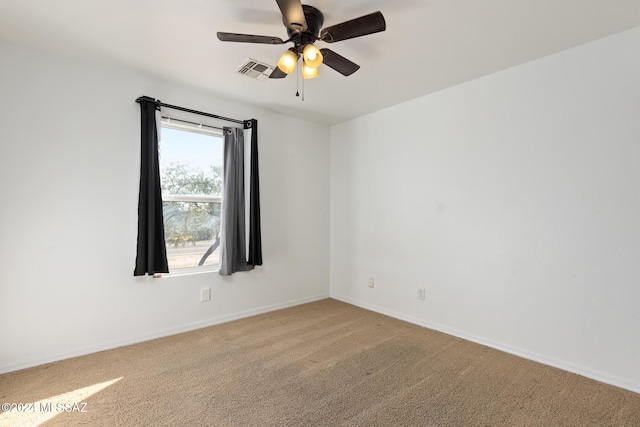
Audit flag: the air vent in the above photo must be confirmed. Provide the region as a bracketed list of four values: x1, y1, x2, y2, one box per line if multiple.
[237, 59, 275, 81]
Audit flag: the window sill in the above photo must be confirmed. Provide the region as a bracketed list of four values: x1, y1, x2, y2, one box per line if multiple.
[154, 265, 219, 278]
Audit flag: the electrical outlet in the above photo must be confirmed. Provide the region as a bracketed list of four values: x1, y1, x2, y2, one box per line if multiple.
[200, 287, 211, 302]
[417, 288, 425, 300]
[368, 278, 375, 288]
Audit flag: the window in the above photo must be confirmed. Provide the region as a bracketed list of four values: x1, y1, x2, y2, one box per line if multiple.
[159, 120, 223, 271]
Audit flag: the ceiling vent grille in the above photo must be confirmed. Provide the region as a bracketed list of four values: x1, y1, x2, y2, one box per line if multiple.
[237, 59, 275, 81]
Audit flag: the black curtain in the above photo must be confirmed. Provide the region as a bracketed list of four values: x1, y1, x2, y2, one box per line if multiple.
[219, 127, 251, 275]
[133, 96, 169, 276]
[219, 121, 262, 275]
[246, 119, 263, 266]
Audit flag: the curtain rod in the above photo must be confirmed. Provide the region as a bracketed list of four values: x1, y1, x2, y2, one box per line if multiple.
[135, 96, 245, 125]
[161, 116, 223, 131]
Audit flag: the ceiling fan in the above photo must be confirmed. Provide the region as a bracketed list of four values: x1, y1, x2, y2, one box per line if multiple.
[217, 0, 386, 80]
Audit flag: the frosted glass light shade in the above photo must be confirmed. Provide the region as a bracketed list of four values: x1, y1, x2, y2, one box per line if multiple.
[277, 49, 299, 74]
[302, 64, 319, 79]
[302, 44, 323, 68]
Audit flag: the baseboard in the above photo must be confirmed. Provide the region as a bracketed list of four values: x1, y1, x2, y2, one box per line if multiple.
[330, 294, 640, 395]
[0, 293, 329, 375]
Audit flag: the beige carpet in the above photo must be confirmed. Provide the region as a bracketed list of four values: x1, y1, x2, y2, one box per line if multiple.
[1, 299, 639, 426]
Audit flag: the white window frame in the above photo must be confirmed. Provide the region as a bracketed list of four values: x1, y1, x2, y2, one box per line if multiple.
[159, 118, 224, 276]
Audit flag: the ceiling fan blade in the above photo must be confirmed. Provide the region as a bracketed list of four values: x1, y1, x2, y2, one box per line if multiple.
[320, 11, 386, 43]
[217, 32, 284, 44]
[320, 49, 360, 76]
[269, 67, 288, 79]
[275, 0, 308, 32]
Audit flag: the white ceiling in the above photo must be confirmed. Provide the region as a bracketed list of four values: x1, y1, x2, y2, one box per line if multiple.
[1, 0, 639, 125]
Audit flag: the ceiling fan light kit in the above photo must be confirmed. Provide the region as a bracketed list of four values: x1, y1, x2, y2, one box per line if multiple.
[217, 0, 386, 95]
[277, 43, 323, 78]
[277, 48, 300, 75]
[302, 43, 323, 69]
[302, 63, 319, 79]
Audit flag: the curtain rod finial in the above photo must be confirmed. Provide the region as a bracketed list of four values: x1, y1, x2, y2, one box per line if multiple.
[135, 96, 161, 105]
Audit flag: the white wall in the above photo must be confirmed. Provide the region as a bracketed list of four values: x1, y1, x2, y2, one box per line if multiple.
[330, 27, 640, 393]
[0, 41, 330, 372]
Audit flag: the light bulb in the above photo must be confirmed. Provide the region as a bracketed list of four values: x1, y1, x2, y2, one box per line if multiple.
[302, 63, 319, 79]
[277, 49, 299, 75]
[302, 44, 323, 69]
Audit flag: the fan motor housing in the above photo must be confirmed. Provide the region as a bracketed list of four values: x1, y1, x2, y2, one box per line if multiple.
[286, 4, 324, 48]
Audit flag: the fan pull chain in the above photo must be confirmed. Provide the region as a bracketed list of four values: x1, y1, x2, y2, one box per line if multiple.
[296, 58, 300, 98]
